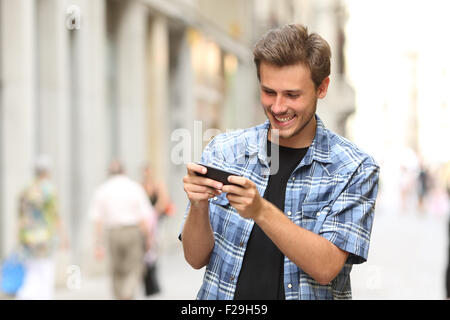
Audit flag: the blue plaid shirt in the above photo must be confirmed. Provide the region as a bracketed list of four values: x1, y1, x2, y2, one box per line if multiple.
[181, 115, 380, 300]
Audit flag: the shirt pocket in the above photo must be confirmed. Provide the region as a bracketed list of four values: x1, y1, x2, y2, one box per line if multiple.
[209, 193, 241, 240]
[300, 201, 329, 233]
[210, 193, 231, 208]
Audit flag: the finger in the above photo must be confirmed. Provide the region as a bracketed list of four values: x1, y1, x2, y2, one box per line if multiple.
[191, 176, 224, 190]
[221, 184, 243, 195]
[188, 191, 216, 202]
[186, 162, 207, 175]
[226, 193, 245, 205]
[186, 184, 222, 195]
[228, 175, 252, 188]
[184, 174, 223, 190]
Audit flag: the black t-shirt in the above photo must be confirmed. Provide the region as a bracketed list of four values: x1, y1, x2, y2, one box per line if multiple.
[233, 139, 308, 300]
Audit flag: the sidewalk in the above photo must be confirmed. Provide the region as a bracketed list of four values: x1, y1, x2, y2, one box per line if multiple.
[54, 206, 450, 300]
[54, 245, 204, 300]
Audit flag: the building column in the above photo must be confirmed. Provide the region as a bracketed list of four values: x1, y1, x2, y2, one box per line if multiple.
[35, 0, 71, 240]
[165, 28, 195, 248]
[117, 0, 149, 179]
[0, 0, 35, 257]
[313, 0, 355, 136]
[67, 0, 108, 265]
[147, 14, 170, 182]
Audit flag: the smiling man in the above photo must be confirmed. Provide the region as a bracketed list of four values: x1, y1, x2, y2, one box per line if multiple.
[180, 24, 380, 300]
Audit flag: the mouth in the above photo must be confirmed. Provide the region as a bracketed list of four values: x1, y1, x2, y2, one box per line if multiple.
[272, 113, 297, 127]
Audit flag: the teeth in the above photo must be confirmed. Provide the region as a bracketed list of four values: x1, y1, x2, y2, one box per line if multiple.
[274, 115, 294, 122]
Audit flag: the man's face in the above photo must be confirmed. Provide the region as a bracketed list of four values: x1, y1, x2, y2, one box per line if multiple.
[259, 62, 329, 148]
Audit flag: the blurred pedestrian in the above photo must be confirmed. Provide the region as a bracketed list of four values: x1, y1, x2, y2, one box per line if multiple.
[442, 161, 450, 298]
[398, 148, 419, 213]
[142, 164, 175, 220]
[141, 164, 175, 296]
[417, 160, 430, 213]
[16, 154, 69, 300]
[89, 160, 155, 300]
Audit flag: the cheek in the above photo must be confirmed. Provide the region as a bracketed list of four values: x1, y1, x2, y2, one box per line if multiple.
[260, 94, 274, 108]
[291, 97, 312, 112]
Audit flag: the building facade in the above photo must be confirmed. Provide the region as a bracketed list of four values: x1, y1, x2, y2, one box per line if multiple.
[0, 0, 353, 273]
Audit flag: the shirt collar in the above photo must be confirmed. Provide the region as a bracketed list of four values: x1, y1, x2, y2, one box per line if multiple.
[246, 114, 332, 167]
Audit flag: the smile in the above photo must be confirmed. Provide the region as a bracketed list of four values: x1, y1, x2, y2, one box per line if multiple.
[272, 113, 296, 126]
[274, 115, 295, 122]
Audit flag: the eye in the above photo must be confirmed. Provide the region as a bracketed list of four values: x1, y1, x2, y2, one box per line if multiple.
[286, 93, 300, 99]
[263, 89, 276, 96]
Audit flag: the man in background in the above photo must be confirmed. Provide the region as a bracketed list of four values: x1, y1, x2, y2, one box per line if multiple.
[89, 160, 155, 300]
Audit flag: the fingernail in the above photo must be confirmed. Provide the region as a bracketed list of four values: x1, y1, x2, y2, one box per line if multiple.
[216, 183, 223, 189]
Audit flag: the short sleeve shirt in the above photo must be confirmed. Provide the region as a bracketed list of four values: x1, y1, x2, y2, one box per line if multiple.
[180, 115, 380, 300]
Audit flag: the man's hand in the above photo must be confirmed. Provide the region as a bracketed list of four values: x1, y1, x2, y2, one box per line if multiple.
[183, 163, 223, 207]
[222, 176, 265, 219]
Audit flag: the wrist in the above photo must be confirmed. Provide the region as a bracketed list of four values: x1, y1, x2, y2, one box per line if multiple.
[253, 198, 270, 225]
[190, 200, 209, 211]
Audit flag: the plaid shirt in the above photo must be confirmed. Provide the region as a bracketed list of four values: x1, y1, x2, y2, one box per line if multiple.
[181, 115, 380, 300]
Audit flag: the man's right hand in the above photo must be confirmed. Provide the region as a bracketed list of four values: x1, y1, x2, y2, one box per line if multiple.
[183, 163, 223, 207]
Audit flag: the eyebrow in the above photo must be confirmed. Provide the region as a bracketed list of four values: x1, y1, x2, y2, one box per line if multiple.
[261, 85, 303, 94]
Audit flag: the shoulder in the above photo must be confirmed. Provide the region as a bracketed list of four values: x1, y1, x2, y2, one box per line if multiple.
[205, 122, 268, 157]
[325, 129, 379, 176]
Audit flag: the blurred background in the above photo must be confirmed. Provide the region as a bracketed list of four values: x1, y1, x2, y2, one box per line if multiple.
[0, 0, 449, 299]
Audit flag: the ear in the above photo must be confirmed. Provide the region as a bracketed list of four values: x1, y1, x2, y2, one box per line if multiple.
[317, 77, 330, 99]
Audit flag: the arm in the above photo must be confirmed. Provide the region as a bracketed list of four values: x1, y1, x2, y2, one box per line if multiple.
[181, 163, 223, 269]
[154, 181, 170, 215]
[255, 200, 348, 285]
[89, 190, 105, 260]
[137, 188, 157, 252]
[223, 176, 348, 285]
[94, 219, 105, 260]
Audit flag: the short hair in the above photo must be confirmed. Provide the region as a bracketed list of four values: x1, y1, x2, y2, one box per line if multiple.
[34, 154, 52, 176]
[108, 159, 124, 176]
[253, 24, 331, 88]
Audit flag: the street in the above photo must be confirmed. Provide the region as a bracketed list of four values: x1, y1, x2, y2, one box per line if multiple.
[54, 205, 449, 300]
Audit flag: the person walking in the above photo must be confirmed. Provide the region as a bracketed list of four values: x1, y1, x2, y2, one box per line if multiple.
[141, 164, 175, 297]
[16, 155, 69, 300]
[180, 24, 380, 300]
[442, 161, 450, 298]
[89, 160, 155, 300]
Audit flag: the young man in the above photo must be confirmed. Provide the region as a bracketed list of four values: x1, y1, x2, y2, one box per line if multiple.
[181, 24, 380, 300]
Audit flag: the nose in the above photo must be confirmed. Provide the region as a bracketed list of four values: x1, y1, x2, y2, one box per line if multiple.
[271, 94, 288, 114]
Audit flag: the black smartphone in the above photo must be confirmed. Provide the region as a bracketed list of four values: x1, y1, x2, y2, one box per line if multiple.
[194, 163, 239, 185]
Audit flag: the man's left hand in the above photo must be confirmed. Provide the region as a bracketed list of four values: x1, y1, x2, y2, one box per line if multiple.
[222, 176, 264, 219]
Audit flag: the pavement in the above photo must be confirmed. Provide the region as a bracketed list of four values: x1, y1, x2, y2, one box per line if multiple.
[51, 202, 450, 300]
[54, 245, 204, 300]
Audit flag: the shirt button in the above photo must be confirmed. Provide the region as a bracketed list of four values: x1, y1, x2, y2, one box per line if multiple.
[230, 275, 235, 281]
[288, 283, 293, 289]
[213, 196, 218, 201]
[287, 211, 292, 216]
[291, 177, 295, 181]
[239, 241, 244, 247]
[316, 212, 320, 217]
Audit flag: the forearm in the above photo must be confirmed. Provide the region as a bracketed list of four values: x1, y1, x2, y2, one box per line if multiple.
[255, 200, 348, 285]
[181, 201, 215, 269]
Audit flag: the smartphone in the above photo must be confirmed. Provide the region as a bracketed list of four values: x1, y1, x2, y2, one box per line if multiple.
[195, 163, 239, 185]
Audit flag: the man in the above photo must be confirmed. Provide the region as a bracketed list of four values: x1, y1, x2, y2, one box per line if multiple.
[181, 24, 380, 300]
[89, 160, 155, 300]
